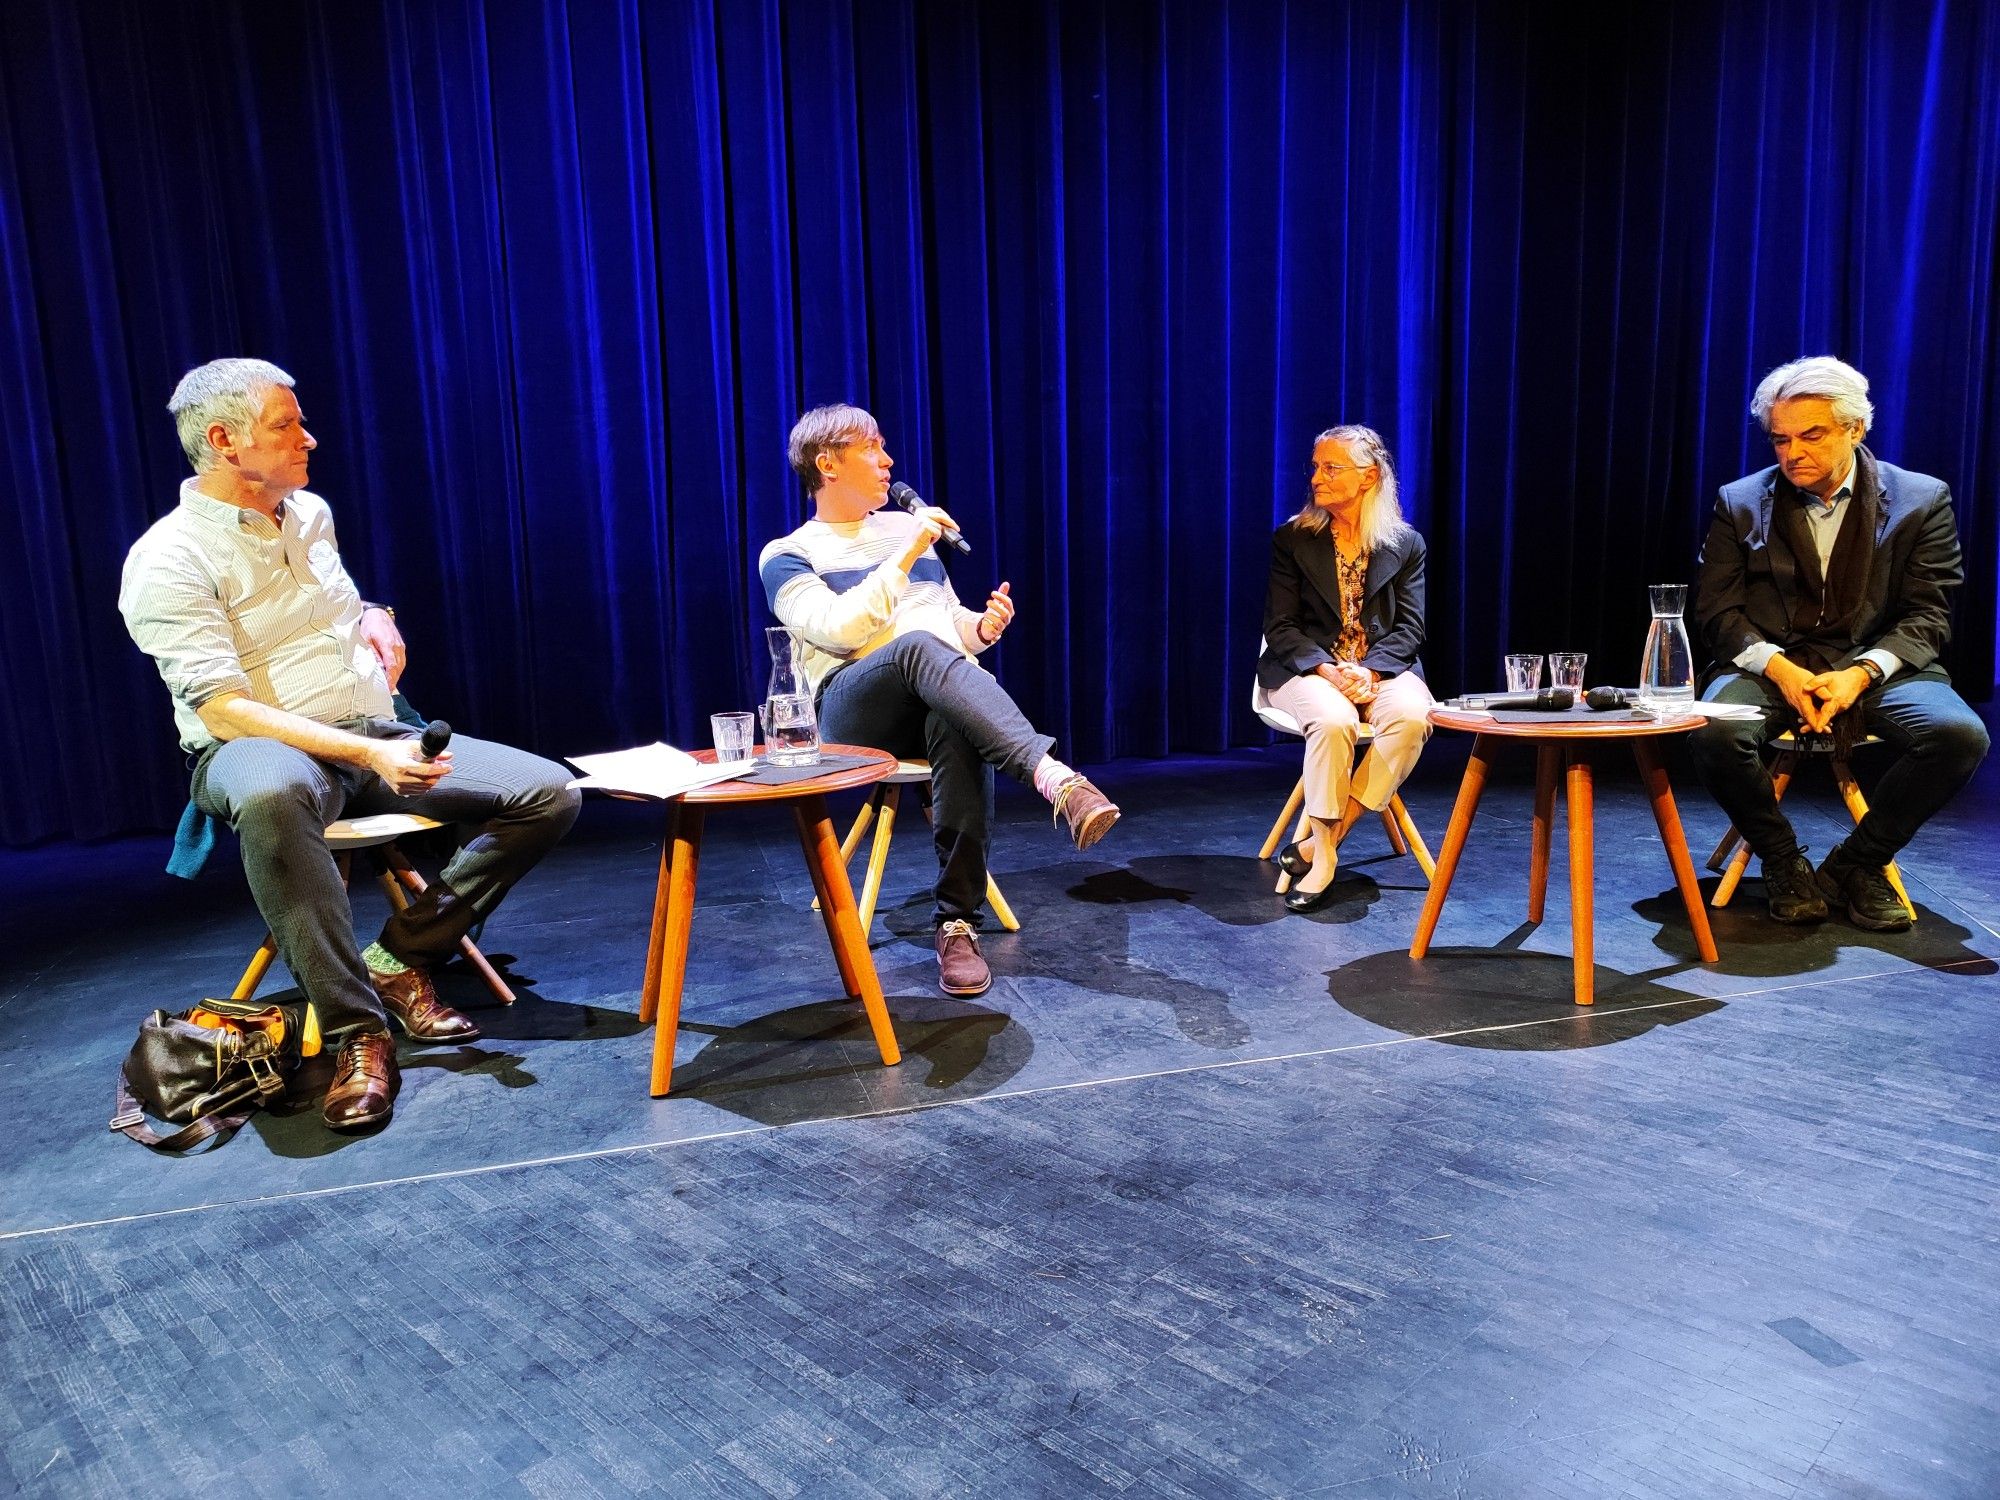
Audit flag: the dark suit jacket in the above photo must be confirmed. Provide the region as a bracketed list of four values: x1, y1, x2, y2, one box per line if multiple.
[1694, 446, 1962, 675]
[1258, 520, 1427, 692]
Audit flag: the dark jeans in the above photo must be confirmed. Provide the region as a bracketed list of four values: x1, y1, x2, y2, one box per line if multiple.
[815, 632, 1054, 927]
[194, 719, 581, 1039]
[1689, 667, 1989, 868]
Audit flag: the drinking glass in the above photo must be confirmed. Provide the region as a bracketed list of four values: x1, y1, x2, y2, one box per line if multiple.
[710, 711, 755, 767]
[1549, 652, 1588, 693]
[1504, 654, 1545, 693]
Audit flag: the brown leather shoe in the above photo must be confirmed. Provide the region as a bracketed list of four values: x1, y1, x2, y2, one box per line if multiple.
[1052, 775, 1120, 851]
[369, 962, 481, 1043]
[935, 919, 992, 997]
[322, 1031, 400, 1130]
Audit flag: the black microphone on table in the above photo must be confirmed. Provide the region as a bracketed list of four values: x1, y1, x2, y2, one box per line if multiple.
[418, 720, 453, 760]
[888, 481, 971, 556]
[1584, 686, 1642, 711]
[1456, 688, 1576, 711]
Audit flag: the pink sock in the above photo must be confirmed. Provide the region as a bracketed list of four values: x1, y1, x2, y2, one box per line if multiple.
[1032, 755, 1076, 803]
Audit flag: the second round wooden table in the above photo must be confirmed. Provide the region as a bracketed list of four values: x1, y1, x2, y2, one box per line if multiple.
[1409, 708, 1720, 1005]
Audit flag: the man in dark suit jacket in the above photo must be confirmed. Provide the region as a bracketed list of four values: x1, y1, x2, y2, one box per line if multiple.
[1691, 356, 1988, 931]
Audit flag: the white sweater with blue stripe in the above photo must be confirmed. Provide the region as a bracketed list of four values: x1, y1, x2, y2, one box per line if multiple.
[759, 510, 991, 694]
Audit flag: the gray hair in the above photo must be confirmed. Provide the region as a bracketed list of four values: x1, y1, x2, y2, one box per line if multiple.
[1750, 356, 1875, 433]
[1291, 424, 1409, 552]
[167, 358, 296, 471]
[787, 403, 882, 494]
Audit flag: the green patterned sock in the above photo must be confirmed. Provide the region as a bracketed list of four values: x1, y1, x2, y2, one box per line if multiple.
[360, 941, 408, 975]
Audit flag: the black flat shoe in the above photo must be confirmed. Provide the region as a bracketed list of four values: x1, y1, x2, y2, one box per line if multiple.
[1275, 840, 1313, 878]
[1283, 880, 1342, 914]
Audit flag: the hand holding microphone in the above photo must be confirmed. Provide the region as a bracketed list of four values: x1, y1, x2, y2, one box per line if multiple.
[889, 481, 971, 556]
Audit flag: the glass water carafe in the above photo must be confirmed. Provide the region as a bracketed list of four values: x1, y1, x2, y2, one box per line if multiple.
[1638, 583, 1695, 713]
[761, 626, 821, 766]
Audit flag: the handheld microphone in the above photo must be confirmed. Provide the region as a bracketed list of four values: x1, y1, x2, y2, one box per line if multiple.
[888, 481, 971, 556]
[1585, 686, 1640, 711]
[1458, 689, 1576, 712]
[418, 719, 453, 760]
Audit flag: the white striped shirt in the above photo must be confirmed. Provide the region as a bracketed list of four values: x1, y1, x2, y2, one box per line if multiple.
[758, 510, 990, 694]
[119, 482, 393, 751]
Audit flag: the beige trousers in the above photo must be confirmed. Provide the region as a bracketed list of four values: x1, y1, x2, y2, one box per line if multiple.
[1266, 669, 1434, 819]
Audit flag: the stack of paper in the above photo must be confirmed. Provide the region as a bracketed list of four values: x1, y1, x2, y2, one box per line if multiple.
[566, 742, 751, 800]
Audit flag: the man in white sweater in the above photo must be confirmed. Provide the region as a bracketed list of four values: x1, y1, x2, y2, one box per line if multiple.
[759, 404, 1118, 998]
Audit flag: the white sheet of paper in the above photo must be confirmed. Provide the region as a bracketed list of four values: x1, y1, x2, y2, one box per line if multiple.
[565, 742, 749, 800]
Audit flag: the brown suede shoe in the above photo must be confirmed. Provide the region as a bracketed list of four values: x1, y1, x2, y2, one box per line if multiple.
[1052, 775, 1120, 851]
[369, 962, 481, 1043]
[935, 919, 992, 997]
[322, 1031, 400, 1130]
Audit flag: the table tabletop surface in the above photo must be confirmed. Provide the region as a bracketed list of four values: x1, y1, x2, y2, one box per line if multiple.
[1426, 705, 1706, 739]
[679, 743, 897, 804]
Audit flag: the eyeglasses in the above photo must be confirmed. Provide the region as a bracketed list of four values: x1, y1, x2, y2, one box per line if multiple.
[1305, 462, 1372, 479]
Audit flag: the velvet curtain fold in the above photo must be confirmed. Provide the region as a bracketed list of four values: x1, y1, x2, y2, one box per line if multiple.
[2, 0, 1994, 845]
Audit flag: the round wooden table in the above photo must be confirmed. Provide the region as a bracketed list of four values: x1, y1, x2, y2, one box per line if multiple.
[638, 744, 900, 1096]
[1409, 707, 1720, 1005]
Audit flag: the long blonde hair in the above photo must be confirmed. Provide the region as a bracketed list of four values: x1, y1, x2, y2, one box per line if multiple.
[1291, 424, 1408, 552]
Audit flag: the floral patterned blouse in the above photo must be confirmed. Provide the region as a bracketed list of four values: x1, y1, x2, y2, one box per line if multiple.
[1332, 541, 1370, 663]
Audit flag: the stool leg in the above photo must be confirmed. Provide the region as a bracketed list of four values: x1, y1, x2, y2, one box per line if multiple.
[795, 797, 901, 1067]
[1388, 796, 1436, 882]
[1832, 759, 1917, 921]
[984, 875, 1022, 932]
[1379, 807, 1409, 855]
[857, 785, 901, 933]
[384, 847, 517, 1004]
[232, 937, 280, 1001]
[1260, 776, 1306, 861]
[1711, 754, 1795, 909]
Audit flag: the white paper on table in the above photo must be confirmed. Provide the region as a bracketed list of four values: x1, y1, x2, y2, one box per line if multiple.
[565, 742, 751, 799]
[1673, 700, 1765, 721]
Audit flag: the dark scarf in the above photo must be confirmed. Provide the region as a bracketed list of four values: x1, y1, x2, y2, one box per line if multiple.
[1772, 448, 1880, 751]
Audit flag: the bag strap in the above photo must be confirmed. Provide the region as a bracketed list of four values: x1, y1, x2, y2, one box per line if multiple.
[110, 1066, 257, 1153]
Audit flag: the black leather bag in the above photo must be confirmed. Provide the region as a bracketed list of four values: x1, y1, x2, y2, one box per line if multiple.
[111, 998, 313, 1152]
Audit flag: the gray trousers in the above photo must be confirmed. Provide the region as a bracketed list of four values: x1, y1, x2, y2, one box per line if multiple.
[193, 719, 581, 1040]
[815, 633, 1054, 927]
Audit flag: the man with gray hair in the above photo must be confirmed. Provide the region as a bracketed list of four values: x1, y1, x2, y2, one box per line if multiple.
[120, 358, 580, 1130]
[1690, 355, 1988, 931]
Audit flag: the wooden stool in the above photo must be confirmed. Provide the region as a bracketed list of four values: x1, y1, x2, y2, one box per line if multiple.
[1252, 685, 1435, 894]
[1705, 733, 1914, 919]
[232, 813, 516, 1004]
[816, 760, 1022, 933]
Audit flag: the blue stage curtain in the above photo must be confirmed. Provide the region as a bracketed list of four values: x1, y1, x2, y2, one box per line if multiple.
[1, 0, 1995, 844]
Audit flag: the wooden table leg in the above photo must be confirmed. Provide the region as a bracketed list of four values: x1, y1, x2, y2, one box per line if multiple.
[642, 802, 703, 1097]
[1633, 739, 1722, 962]
[1410, 734, 1497, 959]
[1565, 747, 1595, 1005]
[1528, 742, 1559, 923]
[794, 796, 902, 1069]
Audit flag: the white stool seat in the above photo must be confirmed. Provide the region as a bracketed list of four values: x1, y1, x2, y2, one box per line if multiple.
[884, 760, 939, 784]
[323, 813, 446, 851]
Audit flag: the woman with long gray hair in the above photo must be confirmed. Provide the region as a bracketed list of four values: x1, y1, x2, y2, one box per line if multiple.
[1256, 425, 1434, 912]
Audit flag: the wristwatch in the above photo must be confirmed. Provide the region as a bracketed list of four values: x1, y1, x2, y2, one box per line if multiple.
[1856, 659, 1884, 686]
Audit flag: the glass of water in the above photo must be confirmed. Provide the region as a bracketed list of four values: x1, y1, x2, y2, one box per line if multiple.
[1549, 652, 1588, 693]
[761, 693, 821, 767]
[710, 711, 755, 767]
[1504, 654, 1546, 693]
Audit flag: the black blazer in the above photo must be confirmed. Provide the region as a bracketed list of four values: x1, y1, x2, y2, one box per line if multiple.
[1258, 520, 1427, 692]
[1694, 446, 1961, 674]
